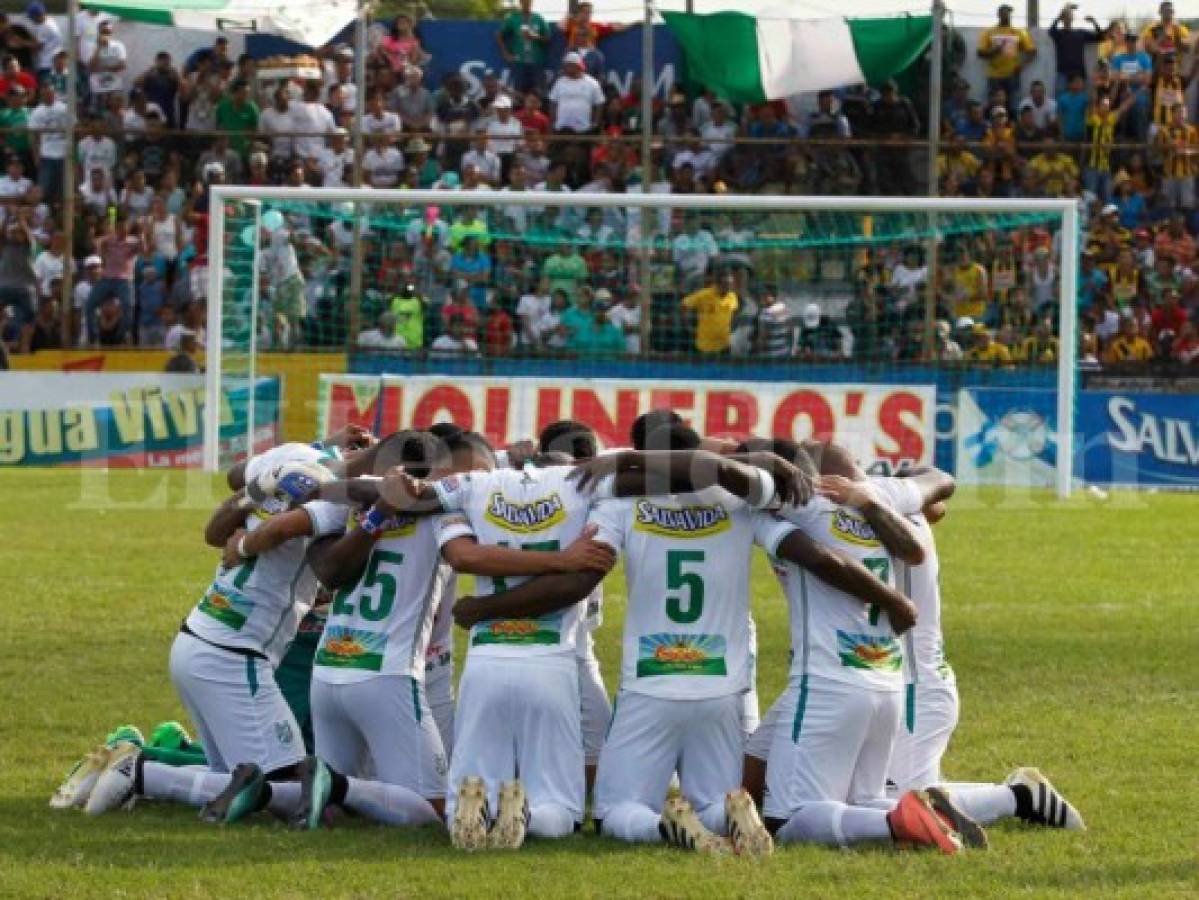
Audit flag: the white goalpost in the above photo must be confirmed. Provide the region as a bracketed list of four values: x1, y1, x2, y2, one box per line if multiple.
[203, 188, 1081, 497]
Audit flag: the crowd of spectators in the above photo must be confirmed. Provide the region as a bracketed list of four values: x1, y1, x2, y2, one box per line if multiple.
[0, 1, 1196, 372]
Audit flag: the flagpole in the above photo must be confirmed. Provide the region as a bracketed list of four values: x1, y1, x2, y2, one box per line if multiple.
[62, 0, 78, 347]
[923, 0, 945, 359]
[638, 0, 653, 353]
[348, 0, 369, 347]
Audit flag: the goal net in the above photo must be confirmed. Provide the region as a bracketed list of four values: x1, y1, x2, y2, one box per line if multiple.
[203, 189, 1079, 495]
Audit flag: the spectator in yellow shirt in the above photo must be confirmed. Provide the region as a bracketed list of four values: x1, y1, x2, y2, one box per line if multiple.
[682, 272, 739, 354]
[951, 244, 990, 320]
[1141, 2, 1191, 62]
[1104, 316, 1155, 363]
[983, 107, 1019, 188]
[1013, 318, 1059, 363]
[977, 4, 1037, 110]
[936, 133, 981, 191]
[1028, 136, 1080, 196]
[964, 327, 1013, 363]
[1154, 102, 1198, 209]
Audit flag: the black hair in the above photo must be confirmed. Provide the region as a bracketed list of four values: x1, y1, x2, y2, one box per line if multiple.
[631, 409, 683, 451]
[643, 422, 701, 452]
[373, 430, 446, 478]
[446, 430, 496, 467]
[539, 419, 598, 460]
[428, 421, 465, 441]
[736, 437, 818, 479]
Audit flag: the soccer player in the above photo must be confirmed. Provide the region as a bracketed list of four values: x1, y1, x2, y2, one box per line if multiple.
[879, 468, 1085, 831]
[452, 432, 921, 855]
[746, 439, 983, 854]
[83, 442, 349, 821]
[344, 435, 619, 849]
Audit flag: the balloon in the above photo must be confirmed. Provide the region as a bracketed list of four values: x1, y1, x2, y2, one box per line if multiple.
[262, 210, 285, 232]
[240, 225, 257, 247]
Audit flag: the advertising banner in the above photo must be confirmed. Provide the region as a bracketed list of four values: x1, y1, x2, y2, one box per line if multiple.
[0, 373, 280, 467]
[319, 374, 936, 469]
[956, 387, 1199, 489]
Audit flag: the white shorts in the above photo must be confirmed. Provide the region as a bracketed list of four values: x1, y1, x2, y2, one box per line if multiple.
[576, 630, 611, 765]
[445, 654, 584, 824]
[745, 691, 784, 762]
[424, 663, 455, 758]
[764, 675, 901, 821]
[169, 631, 304, 775]
[311, 674, 448, 800]
[594, 691, 744, 822]
[887, 681, 960, 791]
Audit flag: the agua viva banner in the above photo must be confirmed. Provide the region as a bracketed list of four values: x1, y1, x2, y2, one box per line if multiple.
[0, 373, 280, 467]
[318, 375, 936, 469]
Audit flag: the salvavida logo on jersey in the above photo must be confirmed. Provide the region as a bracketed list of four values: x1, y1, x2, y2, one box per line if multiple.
[836, 630, 902, 673]
[197, 585, 252, 630]
[483, 491, 566, 534]
[636, 633, 728, 678]
[633, 501, 731, 539]
[829, 509, 882, 548]
[316, 626, 386, 672]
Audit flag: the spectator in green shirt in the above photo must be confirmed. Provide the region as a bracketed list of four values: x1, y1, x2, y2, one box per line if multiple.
[0, 85, 30, 158]
[569, 298, 627, 356]
[542, 240, 589, 300]
[448, 207, 491, 250]
[497, 0, 551, 94]
[214, 78, 259, 157]
[389, 284, 425, 349]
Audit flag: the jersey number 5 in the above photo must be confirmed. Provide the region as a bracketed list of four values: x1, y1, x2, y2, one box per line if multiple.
[666, 549, 705, 624]
[332, 549, 404, 622]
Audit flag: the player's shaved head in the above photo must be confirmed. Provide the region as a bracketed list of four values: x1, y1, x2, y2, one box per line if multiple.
[803, 440, 864, 481]
[539, 419, 598, 460]
[644, 422, 701, 451]
[446, 430, 496, 472]
[631, 409, 683, 450]
[374, 430, 447, 478]
[736, 437, 818, 479]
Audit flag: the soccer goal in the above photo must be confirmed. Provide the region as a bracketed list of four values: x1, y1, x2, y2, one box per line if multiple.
[202, 188, 1080, 496]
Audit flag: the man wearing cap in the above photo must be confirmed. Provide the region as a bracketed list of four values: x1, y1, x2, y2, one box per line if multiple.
[23, 3, 61, 81]
[486, 95, 523, 181]
[548, 52, 603, 135]
[86, 19, 126, 111]
[977, 5, 1036, 113]
[498, 0, 551, 95]
[1109, 31, 1152, 140]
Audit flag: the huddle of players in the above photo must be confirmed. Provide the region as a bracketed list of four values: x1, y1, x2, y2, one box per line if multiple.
[53, 410, 1084, 856]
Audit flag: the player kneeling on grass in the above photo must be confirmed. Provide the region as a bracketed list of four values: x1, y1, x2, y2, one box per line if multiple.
[81, 443, 349, 821]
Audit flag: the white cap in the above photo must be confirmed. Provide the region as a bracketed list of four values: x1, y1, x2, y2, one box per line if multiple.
[955, 315, 975, 330]
[563, 51, 584, 67]
[1101, 203, 1119, 215]
[203, 161, 225, 177]
[84, 254, 102, 267]
[493, 94, 513, 109]
[802, 302, 821, 328]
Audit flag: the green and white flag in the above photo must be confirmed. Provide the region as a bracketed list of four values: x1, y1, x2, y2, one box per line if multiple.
[662, 11, 933, 103]
[81, 0, 357, 49]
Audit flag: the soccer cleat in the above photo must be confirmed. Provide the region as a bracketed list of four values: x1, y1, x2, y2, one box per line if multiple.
[450, 776, 491, 852]
[488, 780, 529, 850]
[148, 721, 194, 752]
[659, 795, 731, 855]
[926, 786, 988, 850]
[887, 790, 964, 855]
[292, 756, 333, 830]
[104, 725, 145, 748]
[84, 742, 141, 816]
[1006, 767, 1086, 831]
[200, 763, 266, 825]
[50, 746, 110, 809]
[725, 788, 773, 857]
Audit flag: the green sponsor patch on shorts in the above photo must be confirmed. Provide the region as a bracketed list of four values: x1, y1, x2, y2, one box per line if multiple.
[636, 633, 728, 678]
[315, 626, 386, 671]
[836, 630, 902, 672]
[471, 614, 562, 646]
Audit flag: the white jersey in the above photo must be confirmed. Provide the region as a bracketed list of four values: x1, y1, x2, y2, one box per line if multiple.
[871, 477, 955, 688]
[765, 495, 907, 693]
[589, 484, 780, 700]
[433, 466, 594, 659]
[313, 512, 445, 684]
[425, 564, 456, 678]
[185, 500, 346, 666]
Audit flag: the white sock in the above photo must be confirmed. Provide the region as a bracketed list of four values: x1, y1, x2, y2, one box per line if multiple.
[943, 784, 1016, 825]
[695, 800, 728, 836]
[601, 801, 662, 843]
[343, 776, 441, 827]
[528, 803, 575, 838]
[264, 780, 301, 818]
[775, 800, 893, 847]
[140, 762, 229, 807]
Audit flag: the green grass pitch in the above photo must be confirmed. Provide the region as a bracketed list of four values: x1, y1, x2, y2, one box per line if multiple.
[0, 469, 1193, 898]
